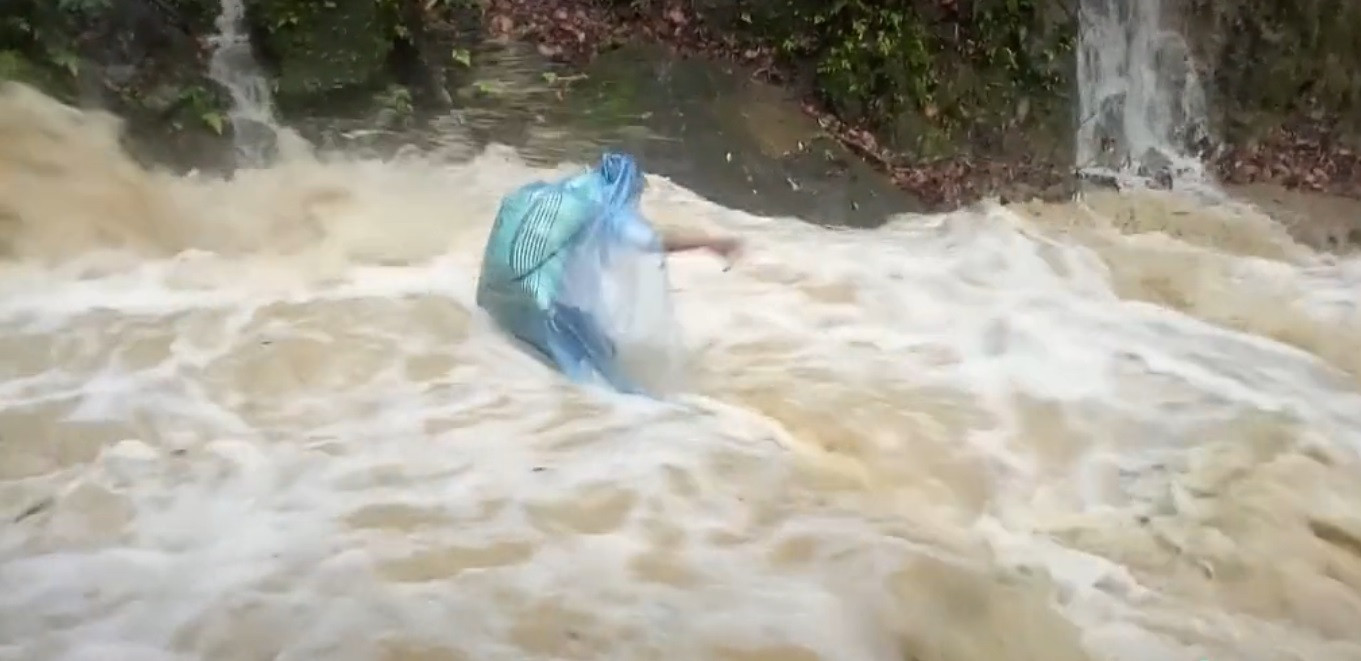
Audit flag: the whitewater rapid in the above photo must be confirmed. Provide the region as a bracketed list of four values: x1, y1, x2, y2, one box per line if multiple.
[1, 83, 1361, 661]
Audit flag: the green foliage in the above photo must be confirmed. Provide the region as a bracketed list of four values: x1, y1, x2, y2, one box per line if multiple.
[966, 0, 1072, 95]
[5, 0, 234, 122]
[375, 83, 413, 115]
[164, 0, 225, 35]
[253, 0, 481, 104]
[0, 50, 35, 82]
[174, 85, 229, 134]
[253, 0, 402, 97]
[713, 0, 1075, 155]
[54, 0, 110, 14]
[1187, 0, 1361, 129]
[0, 0, 104, 99]
[798, 2, 936, 122]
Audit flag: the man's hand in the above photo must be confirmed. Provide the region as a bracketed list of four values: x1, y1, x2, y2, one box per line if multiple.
[704, 235, 743, 269]
[661, 231, 745, 269]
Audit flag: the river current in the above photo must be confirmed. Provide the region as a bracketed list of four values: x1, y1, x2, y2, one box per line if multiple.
[1, 82, 1361, 661]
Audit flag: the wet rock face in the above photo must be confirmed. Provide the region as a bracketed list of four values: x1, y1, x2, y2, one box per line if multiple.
[243, 0, 470, 117]
[0, 0, 237, 172]
[3, 0, 474, 172]
[617, 0, 1082, 207]
[1186, 0, 1361, 142]
[1178, 0, 1361, 196]
[490, 42, 925, 226]
[249, 0, 398, 101]
[7, 0, 1360, 205]
[683, 0, 1078, 162]
[71, 0, 215, 103]
[1, 0, 197, 100]
[706, 0, 1360, 201]
[707, 0, 1361, 167]
[93, 0, 241, 173]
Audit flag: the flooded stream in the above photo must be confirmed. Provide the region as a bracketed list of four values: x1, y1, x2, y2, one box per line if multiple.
[1, 13, 1361, 661]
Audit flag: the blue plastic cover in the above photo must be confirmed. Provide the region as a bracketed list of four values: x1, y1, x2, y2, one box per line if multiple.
[475, 152, 685, 396]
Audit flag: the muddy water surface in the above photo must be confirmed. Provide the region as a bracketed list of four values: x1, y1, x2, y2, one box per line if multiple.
[1, 80, 1361, 661]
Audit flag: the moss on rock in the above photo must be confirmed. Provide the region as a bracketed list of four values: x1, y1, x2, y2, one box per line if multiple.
[0, 49, 65, 95]
[603, 0, 1361, 199]
[1188, 0, 1361, 146]
[665, 0, 1078, 171]
[246, 0, 477, 116]
[0, 0, 237, 171]
[250, 0, 401, 105]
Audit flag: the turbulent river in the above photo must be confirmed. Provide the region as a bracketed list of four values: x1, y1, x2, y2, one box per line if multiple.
[2, 78, 1361, 661]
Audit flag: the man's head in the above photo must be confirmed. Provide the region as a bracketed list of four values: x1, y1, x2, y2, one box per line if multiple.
[596, 151, 646, 209]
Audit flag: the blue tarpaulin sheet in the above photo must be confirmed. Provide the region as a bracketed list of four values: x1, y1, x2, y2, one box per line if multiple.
[475, 152, 684, 396]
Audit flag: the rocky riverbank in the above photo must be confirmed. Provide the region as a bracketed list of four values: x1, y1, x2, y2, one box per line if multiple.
[481, 0, 1361, 210]
[3, 0, 1359, 213]
[0, 0, 472, 174]
[482, 0, 1077, 209]
[0, 0, 240, 172]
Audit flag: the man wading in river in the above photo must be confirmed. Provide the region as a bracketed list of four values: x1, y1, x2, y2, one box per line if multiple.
[475, 151, 742, 395]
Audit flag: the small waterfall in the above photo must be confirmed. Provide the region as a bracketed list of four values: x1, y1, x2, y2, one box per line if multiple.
[206, 0, 283, 167]
[1076, 0, 1211, 190]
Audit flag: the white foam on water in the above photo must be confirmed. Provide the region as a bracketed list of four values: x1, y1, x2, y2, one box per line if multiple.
[2, 84, 1361, 661]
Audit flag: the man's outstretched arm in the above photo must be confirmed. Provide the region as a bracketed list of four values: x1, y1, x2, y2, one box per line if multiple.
[660, 230, 743, 261]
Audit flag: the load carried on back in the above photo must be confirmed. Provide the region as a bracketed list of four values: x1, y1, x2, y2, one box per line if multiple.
[475, 152, 688, 397]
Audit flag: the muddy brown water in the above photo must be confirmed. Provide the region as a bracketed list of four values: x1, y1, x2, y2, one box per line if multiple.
[1, 57, 1361, 661]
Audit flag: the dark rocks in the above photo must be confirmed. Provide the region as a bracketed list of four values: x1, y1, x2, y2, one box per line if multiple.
[480, 0, 1081, 211]
[1186, 0, 1361, 197]
[0, 0, 238, 173]
[4, 0, 482, 173]
[250, 0, 398, 102]
[245, 0, 475, 120]
[485, 0, 1361, 210]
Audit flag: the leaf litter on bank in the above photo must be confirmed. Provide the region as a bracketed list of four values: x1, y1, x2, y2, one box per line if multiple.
[481, 0, 1361, 210]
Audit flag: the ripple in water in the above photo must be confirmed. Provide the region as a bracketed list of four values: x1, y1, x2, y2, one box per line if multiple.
[2, 83, 1361, 661]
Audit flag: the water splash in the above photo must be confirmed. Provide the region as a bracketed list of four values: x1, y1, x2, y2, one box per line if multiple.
[3, 74, 1361, 661]
[1076, 0, 1212, 191]
[206, 0, 284, 167]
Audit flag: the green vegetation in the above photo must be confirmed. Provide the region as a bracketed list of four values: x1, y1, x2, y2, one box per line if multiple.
[613, 0, 1361, 166]
[0, 0, 231, 140]
[3, 0, 1357, 181]
[0, 0, 477, 169]
[0, 0, 105, 99]
[676, 0, 1078, 160]
[251, 0, 402, 100]
[756, 1, 1070, 154]
[248, 0, 478, 113]
[1188, 0, 1361, 142]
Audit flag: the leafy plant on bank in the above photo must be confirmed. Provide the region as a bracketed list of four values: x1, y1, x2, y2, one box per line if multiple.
[0, 0, 110, 85]
[0, 0, 232, 135]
